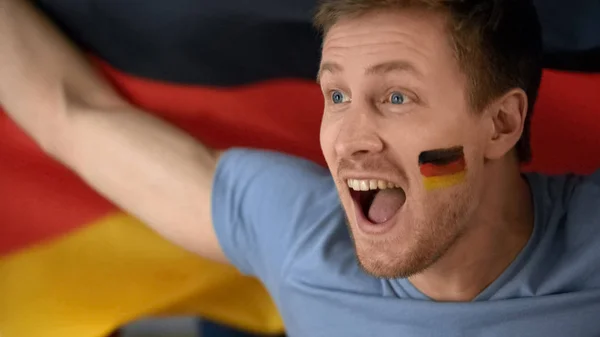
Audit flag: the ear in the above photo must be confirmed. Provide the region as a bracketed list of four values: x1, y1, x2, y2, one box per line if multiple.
[483, 88, 528, 160]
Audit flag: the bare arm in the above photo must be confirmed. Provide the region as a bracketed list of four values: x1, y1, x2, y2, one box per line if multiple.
[0, 0, 227, 262]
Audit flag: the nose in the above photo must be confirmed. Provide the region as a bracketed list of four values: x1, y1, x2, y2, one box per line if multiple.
[334, 109, 384, 158]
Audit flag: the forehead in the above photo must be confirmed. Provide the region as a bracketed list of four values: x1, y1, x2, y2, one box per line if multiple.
[320, 9, 456, 80]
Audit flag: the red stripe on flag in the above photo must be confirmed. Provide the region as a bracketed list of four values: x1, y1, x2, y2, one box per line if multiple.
[419, 157, 466, 177]
[0, 116, 115, 255]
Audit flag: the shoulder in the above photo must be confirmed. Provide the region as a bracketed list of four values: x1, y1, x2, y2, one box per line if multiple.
[528, 170, 600, 213]
[530, 169, 600, 236]
[529, 170, 600, 290]
[215, 148, 331, 185]
[212, 148, 346, 283]
[561, 170, 600, 244]
[560, 170, 600, 217]
[213, 148, 336, 216]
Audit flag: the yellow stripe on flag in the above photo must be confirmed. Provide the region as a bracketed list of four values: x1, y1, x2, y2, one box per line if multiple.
[0, 212, 283, 337]
[423, 171, 466, 190]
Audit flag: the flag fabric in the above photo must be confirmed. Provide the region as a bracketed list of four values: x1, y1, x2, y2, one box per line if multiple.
[1, 1, 600, 337]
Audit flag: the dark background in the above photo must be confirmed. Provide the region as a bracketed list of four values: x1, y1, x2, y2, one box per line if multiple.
[35, 0, 600, 86]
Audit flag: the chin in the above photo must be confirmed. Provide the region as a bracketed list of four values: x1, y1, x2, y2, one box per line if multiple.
[341, 180, 476, 279]
[351, 223, 461, 279]
[354, 243, 437, 279]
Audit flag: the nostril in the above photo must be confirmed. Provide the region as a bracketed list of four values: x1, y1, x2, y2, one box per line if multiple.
[335, 138, 384, 158]
[335, 131, 384, 158]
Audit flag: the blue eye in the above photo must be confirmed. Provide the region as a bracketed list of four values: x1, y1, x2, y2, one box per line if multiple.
[390, 92, 406, 104]
[331, 90, 345, 104]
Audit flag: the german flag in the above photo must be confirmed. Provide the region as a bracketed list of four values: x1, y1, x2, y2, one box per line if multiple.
[419, 147, 467, 190]
[1, 1, 600, 337]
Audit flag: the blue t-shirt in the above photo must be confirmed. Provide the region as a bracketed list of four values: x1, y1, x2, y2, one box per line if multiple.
[212, 149, 600, 337]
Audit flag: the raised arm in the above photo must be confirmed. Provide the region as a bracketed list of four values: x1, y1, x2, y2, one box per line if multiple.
[0, 0, 226, 262]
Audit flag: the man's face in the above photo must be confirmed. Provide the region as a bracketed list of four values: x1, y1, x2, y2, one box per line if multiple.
[319, 9, 489, 278]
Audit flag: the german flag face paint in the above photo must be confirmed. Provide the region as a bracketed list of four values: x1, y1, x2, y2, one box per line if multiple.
[419, 146, 467, 190]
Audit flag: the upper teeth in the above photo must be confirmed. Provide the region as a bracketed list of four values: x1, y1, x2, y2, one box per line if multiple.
[347, 179, 400, 191]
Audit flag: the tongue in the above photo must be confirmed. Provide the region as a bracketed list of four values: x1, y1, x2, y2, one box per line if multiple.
[367, 189, 406, 224]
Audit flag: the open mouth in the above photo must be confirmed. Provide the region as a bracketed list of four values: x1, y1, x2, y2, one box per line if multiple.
[348, 179, 406, 224]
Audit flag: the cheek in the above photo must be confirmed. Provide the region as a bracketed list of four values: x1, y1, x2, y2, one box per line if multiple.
[461, 118, 490, 170]
[425, 113, 484, 158]
[319, 117, 338, 166]
[408, 169, 479, 230]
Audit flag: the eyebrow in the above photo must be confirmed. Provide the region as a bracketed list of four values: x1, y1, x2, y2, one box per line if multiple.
[316, 61, 343, 83]
[317, 60, 422, 83]
[365, 60, 422, 78]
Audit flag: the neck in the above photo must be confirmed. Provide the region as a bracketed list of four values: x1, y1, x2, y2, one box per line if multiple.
[409, 158, 534, 302]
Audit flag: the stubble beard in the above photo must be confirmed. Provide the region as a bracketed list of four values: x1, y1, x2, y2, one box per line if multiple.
[346, 189, 473, 279]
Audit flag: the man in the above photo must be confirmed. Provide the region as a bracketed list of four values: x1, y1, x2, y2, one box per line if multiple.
[2, 0, 600, 336]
